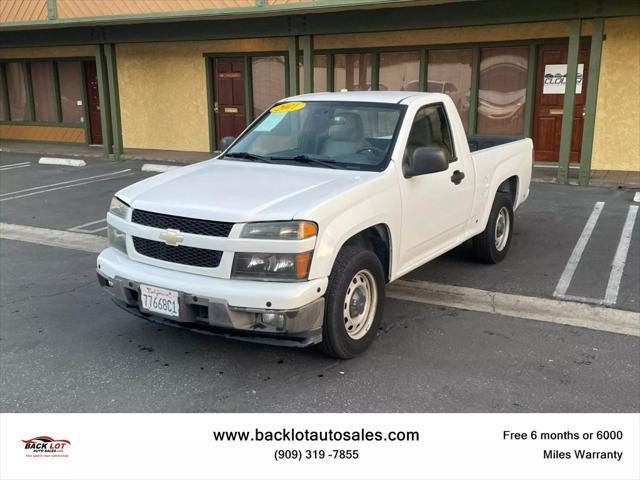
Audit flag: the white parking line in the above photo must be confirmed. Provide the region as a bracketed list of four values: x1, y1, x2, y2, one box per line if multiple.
[0, 222, 638, 338]
[0, 164, 31, 171]
[1, 162, 30, 168]
[69, 218, 108, 234]
[0, 169, 131, 197]
[0, 170, 133, 202]
[0, 161, 31, 169]
[604, 205, 639, 305]
[0, 174, 135, 202]
[553, 201, 605, 299]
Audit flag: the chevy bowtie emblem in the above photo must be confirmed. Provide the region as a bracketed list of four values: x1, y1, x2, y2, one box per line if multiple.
[159, 229, 184, 246]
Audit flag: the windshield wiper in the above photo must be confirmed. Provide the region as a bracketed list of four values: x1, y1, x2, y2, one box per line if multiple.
[224, 152, 275, 163]
[269, 154, 340, 169]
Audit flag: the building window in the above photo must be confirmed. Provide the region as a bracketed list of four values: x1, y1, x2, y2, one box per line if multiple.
[334, 53, 372, 91]
[427, 49, 473, 131]
[251, 55, 285, 118]
[58, 61, 83, 123]
[6, 62, 28, 121]
[477, 46, 529, 135]
[298, 54, 328, 93]
[2, 59, 86, 125]
[31, 62, 56, 122]
[379, 51, 420, 91]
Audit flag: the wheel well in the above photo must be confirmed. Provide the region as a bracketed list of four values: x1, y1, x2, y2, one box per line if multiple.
[497, 176, 518, 207]
[343, 224, 391, 282]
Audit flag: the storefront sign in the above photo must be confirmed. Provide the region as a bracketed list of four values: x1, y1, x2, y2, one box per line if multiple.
[543, 64, 584, 94]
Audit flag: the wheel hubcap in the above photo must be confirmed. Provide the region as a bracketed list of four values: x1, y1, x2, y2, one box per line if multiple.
[495, 206, 510, 252]
[343, 269, 378, 340]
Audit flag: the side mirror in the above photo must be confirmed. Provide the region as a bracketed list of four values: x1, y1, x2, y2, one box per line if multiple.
[403, 147, 449, 178]
[220, 136, 236, 151]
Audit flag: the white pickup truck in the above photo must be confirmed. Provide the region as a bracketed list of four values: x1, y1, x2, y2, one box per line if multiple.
[97, 91, 532, 358]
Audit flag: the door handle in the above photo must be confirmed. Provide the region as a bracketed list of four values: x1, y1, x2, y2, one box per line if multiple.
[213, 101, 219, 113]
[451, 170, 465, 185]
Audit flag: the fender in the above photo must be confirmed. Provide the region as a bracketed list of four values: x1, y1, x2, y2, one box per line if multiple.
[303, 172, 401, 280]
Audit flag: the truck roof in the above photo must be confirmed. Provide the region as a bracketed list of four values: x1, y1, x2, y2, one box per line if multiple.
[284, 90, 446, 104]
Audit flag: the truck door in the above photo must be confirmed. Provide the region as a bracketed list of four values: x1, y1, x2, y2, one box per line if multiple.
[397, 102, 475, 272]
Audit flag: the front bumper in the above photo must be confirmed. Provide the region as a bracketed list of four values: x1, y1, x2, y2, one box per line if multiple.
[97, 248, 327, 346]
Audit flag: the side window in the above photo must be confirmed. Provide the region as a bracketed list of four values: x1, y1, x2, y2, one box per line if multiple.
[404, 104, 456, 163]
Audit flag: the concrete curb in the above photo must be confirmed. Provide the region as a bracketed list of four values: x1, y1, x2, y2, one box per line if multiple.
[141, 163, 180, 173]
[39, 157, 86, 167]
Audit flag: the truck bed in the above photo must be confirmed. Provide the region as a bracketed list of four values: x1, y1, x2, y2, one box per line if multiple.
[467, 134, 524, 153]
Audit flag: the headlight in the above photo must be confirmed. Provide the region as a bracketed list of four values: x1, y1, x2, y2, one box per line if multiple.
[108, 225, 127, 254]
[232, 251, 312, 281]
[241, 221, 317, 240]
[109, 196, 130, 219]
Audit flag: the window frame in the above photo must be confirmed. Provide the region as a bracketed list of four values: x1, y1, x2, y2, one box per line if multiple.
[404, 101, 457, 166]
[0, 57, 92, 128]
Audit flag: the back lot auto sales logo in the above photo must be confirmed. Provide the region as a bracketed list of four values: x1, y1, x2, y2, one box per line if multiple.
[22, 436, 71, 458]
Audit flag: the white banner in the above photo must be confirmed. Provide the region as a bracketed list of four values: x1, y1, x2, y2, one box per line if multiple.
[1, 413, 638, 480]
[543, 64, 584, 94]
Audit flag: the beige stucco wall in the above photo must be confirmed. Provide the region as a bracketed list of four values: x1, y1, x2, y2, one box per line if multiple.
[592, 17, 640, 172]
[0, 45, 96, 58]
[117, 37, 288, 152]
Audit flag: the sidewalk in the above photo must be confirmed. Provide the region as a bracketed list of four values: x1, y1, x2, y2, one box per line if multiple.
[1, 140, 638, 188]
[533, 163, 640, 188]
[0, 141, 213, 164]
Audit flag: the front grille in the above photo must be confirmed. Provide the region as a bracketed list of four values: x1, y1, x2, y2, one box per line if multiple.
[131, 209, 233, 237]
[133, 237, 222, 268]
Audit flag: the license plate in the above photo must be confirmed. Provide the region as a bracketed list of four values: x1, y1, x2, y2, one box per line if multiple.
[140, 284, 180, 318]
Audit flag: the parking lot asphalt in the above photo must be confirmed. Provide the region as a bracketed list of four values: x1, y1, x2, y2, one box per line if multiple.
[1, 152, 639, 412]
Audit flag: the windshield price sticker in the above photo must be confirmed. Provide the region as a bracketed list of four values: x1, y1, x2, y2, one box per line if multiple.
[270, 101, 306, 113]
[503, 429, 626, 462]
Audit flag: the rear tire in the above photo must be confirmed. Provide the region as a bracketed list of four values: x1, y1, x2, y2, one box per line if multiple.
[472, 193, 514, 264]
[319, 246, 385, 359]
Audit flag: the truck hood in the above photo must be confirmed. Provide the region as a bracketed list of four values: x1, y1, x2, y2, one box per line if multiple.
[117, 159, 377, 223]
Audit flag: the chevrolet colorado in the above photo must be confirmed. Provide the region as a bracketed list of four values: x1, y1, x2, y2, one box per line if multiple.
[97, 91, 532, 358]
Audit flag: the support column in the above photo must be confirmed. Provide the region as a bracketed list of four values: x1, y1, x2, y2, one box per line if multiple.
[104, 44, 123, 159]
[557, 19, 581, 184]
[468, 47, 480, 135]
[46, 0, 57, 20]
[244, 56, 253, 123]
[419, 49, 427, 92]
[523, 44, 537, 137]
[302, 35, 314, 94]
[288, 36, 299, 96]
[579, 18, 605, 186]
[95, 45, 113, 156]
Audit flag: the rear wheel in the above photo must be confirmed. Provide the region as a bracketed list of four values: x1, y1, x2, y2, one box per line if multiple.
[319, 246, 385, 359]
[472, 193, 514, 264]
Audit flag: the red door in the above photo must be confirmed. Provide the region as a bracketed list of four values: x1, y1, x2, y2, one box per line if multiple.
[532, 43, 590, 162]
[213, 57, 246, 147]
[84, 61, 103, 145]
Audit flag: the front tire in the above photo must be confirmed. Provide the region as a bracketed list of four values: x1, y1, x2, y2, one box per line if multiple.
[472, 193, 514, 264]
[319, 246, 385, 359]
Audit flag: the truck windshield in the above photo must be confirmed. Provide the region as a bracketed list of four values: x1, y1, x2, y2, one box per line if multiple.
[224, 101, 405, 171]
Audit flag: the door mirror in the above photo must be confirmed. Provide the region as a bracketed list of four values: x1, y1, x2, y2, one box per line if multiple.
[219, 136, 236, 151]
[403, 147, 449, 178]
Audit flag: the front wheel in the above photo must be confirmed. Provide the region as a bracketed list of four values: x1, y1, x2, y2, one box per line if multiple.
[472, 193, 514, 264]
[319, 246, 385, 359]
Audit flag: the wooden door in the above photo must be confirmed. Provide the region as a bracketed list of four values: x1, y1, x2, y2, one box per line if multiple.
[532, 44, 590, 162]
[213, 57, 246, 147]
[84, 61, 102, 145]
